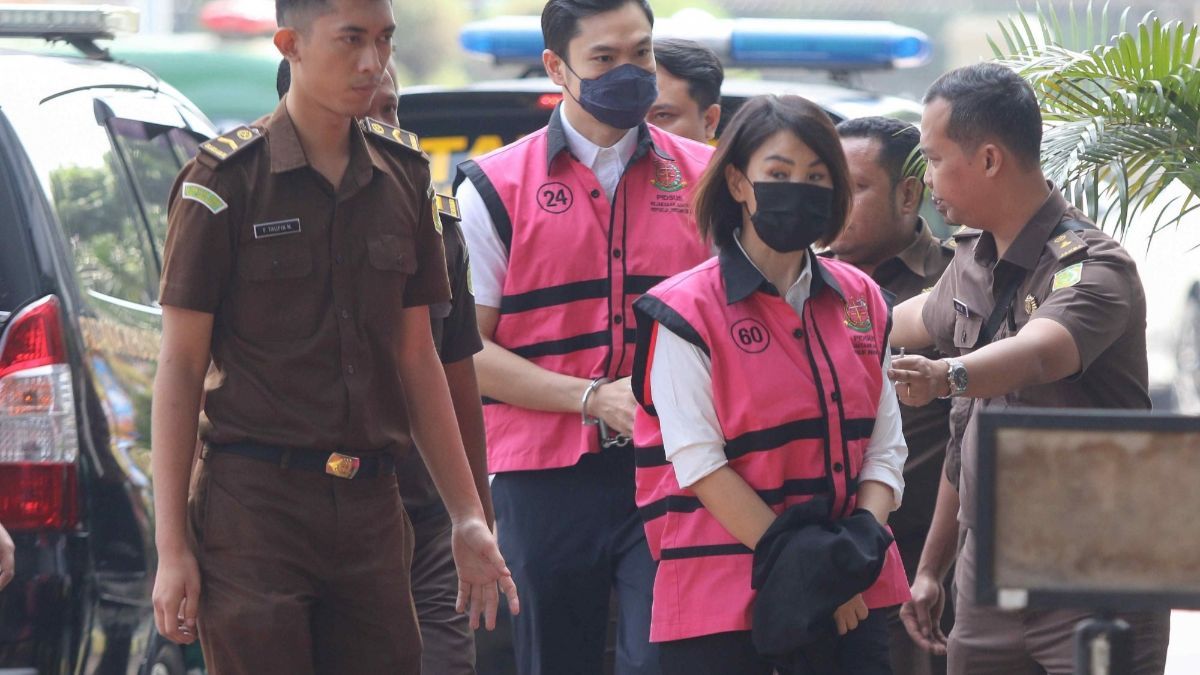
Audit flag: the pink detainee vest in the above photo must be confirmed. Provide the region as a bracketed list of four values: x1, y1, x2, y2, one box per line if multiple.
[631, 252, 911, 642]
[458, 110, 712, 473]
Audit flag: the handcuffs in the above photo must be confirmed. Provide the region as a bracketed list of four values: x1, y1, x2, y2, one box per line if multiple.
[581, 377, 631, 448]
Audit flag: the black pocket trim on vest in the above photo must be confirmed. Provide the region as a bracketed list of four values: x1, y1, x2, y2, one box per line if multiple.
[660, 543, 752, 560]
[723, 418, 829, 461]
[842, 418, 876, 441]
[639, 477, 837, 523]
[625, 275, 669, 296]
[509, 330, 609, 359]
[499, 278, 609, 314]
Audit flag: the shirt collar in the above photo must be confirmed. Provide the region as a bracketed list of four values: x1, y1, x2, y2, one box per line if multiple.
[720, 231, 844, 305]
[266, 97, 381, 189]
[973, 182, 1069, 270]
[895, 217, 940, 277]
[545, 104, 662, 171]
[267, 98, 307, 174]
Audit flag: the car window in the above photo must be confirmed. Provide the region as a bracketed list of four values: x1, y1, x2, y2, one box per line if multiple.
[108, 120, 199, 261]
[18, 92, 162, 310]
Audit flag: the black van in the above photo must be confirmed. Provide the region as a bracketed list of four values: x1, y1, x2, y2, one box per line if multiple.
[0, 7, 214, 674]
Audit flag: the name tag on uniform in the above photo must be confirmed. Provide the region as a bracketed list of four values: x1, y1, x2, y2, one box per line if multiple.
[253, 218, 301, 239]
[953, 298, 971, 317]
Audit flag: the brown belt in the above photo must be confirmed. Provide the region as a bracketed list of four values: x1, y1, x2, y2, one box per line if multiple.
[205, 442, 395, 480]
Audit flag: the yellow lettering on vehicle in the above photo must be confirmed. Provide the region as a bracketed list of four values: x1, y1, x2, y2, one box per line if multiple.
[421, 137, 469, 190]
[421, 135, 507, 191]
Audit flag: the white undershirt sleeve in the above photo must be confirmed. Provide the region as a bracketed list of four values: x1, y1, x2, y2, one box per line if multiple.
[859, 347, 908, 511]
[454, 177, 509, 309]
[648, 325, 729, 489]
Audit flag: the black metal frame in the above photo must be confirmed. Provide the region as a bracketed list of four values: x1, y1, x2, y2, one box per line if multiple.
[975, 407, 1200, 611]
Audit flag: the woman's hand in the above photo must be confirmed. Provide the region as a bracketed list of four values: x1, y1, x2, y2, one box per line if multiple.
[833, 593, 869, 636]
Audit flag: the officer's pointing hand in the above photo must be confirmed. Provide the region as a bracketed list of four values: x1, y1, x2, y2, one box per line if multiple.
[586, 376, 637, 437]
[888, 355, 949, 408]
[452, 517, 519, 631]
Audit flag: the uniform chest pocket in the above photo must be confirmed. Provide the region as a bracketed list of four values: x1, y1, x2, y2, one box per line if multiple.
[238, 238, 313, 281]
[232, 239, 319, 342]
[367, 234, 417, 275]
[953, 313, 983, 350]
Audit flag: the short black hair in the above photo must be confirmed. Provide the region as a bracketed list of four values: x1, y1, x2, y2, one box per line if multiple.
[694, 95, 851, 250]
[836, 116, 921, 186]
[654, 38, 723, 110]
[541, 0, 653, 63]
[923, 62, 1042, 169]
[275, 0, 330, 29]
[276, 58, 291, 99]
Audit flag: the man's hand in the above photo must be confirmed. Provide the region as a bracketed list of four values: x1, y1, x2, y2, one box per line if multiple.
[889, 355, 950, 407]
[0, 523, 13, 591]
[586, 376, 637, 437]
[152, 548, 201, 644]
[452, 517, 519, 631]
[833, 593, 869, 636]
[900, 571, 948, 655]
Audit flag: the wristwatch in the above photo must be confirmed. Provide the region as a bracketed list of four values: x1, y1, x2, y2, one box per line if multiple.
[939, 358, 968, 398]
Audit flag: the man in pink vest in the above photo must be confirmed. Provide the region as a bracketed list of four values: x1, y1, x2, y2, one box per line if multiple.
[454, 1, 712, 672]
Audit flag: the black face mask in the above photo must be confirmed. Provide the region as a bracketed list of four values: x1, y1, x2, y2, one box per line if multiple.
[747, 181, 834, 253]
[561, 61, 658, 130]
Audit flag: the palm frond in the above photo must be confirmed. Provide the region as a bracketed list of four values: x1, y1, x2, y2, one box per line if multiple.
[991, 2, 1200, 237]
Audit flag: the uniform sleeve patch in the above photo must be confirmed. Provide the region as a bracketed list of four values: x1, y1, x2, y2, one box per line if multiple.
[1052, 262, 1083, 291]
[181, 182, 228, 214]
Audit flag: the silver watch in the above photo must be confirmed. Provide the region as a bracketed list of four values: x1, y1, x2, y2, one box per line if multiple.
[940, 358, 968, 398]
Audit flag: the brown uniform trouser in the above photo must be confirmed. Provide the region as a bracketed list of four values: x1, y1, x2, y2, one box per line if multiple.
[408, 506, 476, 675]
[190, 452, 421, 675]
[948, 530, 1170, 675]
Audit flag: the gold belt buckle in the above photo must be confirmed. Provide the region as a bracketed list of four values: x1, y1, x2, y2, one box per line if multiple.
[325, 452, 361, 479]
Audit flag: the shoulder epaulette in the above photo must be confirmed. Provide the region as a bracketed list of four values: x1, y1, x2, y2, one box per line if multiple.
[198, 126, 263, 167]
[435, 193, 461, 222]
[360, 117, 425, 159]
[1048, 229, 1088, 261]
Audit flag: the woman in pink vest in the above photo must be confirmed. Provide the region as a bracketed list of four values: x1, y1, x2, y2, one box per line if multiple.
[630, 95, 911, 674]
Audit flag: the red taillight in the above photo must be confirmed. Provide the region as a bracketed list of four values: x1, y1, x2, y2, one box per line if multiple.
[0, 296, 66, 380]
[0, 295, 79, 532]
[537, 93, 563, 110]
[0, 463, 78, 531]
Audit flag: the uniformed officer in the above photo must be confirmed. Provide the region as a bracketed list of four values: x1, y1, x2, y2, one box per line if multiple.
[887, 62, 1170, 674]
[149, 0, 515, 672]
[828, 115, 956, 675]
[454, 1, 713, 672]
[647, 38, 724, 143]
[276, 57, 495, 673]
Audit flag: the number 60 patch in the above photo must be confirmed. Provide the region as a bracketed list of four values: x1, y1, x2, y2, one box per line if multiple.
[730, 318, 771, 354]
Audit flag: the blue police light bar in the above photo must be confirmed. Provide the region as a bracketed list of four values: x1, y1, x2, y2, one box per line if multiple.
[459, 14, 932, 72]
[730, 19, 930, 70]
[459, 16, 545, 64]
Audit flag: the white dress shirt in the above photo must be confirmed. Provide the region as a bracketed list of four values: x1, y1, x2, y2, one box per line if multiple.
[456, 108, 639, 309]
[648, 240, 908, 509]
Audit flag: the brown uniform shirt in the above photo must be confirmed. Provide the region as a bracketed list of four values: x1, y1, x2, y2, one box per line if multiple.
[865, 219, 956, 544]
[921, 185, 1149, 528]
[159, 100, 451, 455]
